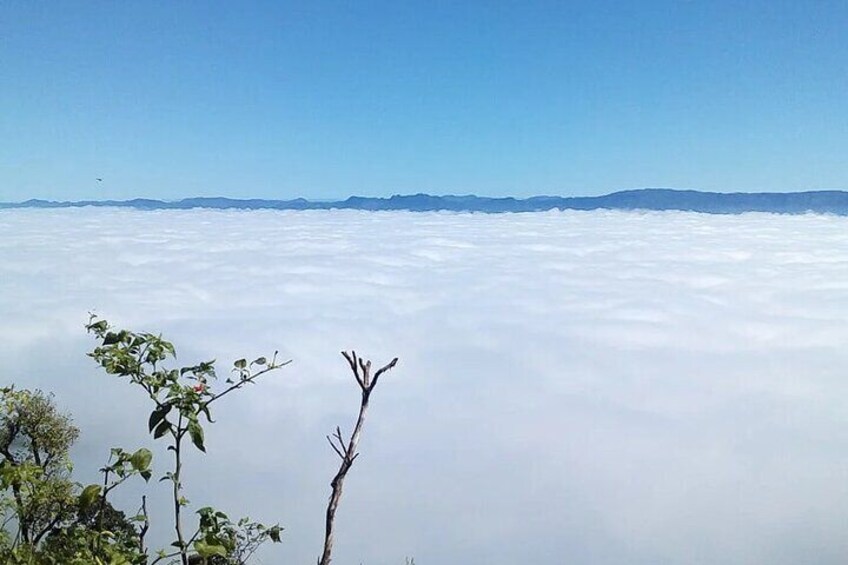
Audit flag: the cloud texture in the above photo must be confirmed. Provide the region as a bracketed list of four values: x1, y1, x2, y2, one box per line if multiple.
[1, 208, 848, 564]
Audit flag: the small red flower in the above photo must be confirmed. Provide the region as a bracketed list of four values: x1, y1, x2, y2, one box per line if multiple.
[193, 383, 205, 393]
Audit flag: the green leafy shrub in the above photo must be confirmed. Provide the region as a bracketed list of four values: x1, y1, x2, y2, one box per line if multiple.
[1, 317, 285, 564]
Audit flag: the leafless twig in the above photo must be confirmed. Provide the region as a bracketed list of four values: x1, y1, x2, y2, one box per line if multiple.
[318, 351, 398, 565]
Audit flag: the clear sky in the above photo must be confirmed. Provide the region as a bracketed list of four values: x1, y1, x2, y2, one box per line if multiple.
[2, 1, 847, 201]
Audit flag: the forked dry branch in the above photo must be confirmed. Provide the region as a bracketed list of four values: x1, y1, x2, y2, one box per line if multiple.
[318, 351, 399, 565]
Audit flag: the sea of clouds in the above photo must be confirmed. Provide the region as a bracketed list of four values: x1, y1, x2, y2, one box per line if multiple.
[1, 208, 848, 564]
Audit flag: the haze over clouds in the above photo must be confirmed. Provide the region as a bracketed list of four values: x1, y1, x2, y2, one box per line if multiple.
[2, 209, 848, 564]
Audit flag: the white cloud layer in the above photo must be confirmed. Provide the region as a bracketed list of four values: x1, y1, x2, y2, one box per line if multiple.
[2, 208, 848, 564]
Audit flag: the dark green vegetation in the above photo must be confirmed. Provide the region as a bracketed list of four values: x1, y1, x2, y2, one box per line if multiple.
[1, 318, 398, 564]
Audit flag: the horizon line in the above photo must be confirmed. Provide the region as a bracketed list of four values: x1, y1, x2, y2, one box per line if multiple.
[6, 187, 848, 206]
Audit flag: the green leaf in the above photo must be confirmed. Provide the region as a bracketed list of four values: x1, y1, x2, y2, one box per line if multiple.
[79, 484, 102, 509]
[252, 357, 267, 366]
[148, 404, 172, 432]
[153, 419, 170, 439]
[86, 319, 109, 334]
[108, 553, 132, 565]
[103, 332, 121, 345]
[188, 420, 206, 452]
[194, 540, 228, 558]
[199, 404, 214, 423]
[130, 448, 152, 472]
[234, 358, 246, 369]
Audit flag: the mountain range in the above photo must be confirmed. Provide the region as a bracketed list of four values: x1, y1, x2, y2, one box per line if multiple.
[3, 189, 848, 215]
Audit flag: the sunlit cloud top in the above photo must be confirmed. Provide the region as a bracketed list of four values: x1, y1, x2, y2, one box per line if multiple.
[2, 208, 848, 563]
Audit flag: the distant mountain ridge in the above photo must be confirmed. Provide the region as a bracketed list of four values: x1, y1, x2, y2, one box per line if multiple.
[4, 189, 848, 215]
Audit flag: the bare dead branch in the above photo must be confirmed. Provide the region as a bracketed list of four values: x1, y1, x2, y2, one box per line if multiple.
[372, 357, 398, 387]
[318, 351, 399, 565]
[342, 351, 358, 376]
[326, 435, 345, 460]
[358, 358, 370, 387]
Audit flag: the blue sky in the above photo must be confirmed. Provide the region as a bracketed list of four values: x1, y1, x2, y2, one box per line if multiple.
[2, 1, 847, 201]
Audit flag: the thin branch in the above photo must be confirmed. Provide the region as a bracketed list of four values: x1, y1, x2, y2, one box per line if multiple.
[372, 358, 399, 384]
[358, 358, 370, 387]
[342, 351, 358, 376]
[32, 511, 64, 545]
[96, 466, 111, 551]
[138, 495, 149, 555]
[342, 351, 364, 389]
[326, 435, 345, 460]
[185, 526, 202, 548]
[318, 351, 398, 565]
[173, 412, 187, 565]
[203, 360, 291, 408]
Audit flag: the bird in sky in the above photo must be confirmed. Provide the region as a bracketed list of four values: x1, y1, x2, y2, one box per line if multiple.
[96, 178, 102, 182]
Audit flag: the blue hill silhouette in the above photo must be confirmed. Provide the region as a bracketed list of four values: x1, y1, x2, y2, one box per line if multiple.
[4, 189, 848, 215]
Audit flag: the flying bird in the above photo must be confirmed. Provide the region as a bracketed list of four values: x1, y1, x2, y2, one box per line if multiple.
[96, 178, 103, 182]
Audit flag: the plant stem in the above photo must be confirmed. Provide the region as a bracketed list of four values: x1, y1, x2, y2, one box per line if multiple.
[173, 414, 187, 565]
